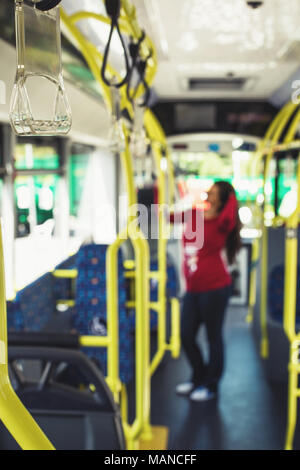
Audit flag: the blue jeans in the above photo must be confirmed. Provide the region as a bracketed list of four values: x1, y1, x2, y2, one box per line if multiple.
[181, 286, 231, 392]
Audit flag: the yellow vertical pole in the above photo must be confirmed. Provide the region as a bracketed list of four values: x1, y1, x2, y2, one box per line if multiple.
[61, 4, 157, 448]
[0, 222, 54, 450]
[284, 150, 300, 450]
[119, 127, 152, 448]
[284, 212, 299, 451]
[283, 216, 298, 340]
[260, 102, 298, 358]
[246, 238, 259, 323]
[106, 238, 123, 401]
[144, 109, 181, 372]
[260, 223, 269, 358]
[248, 102, 295, 334]
[150, 142, 168, 376]
[169, 297, 181, 358]
[285, 364, 298, 450]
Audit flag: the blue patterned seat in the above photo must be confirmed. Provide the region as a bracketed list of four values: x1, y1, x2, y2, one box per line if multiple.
[268, 265, 300, 323]
[53, 254, 77, 302]
[7, 299, 22, 331]
[72, 244, 134, 385]
[8, 273, 56, 332]
[7, 254, 78, 333]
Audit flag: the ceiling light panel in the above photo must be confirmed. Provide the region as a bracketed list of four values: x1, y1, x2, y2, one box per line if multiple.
[133, 0, 300, 98]
[135, 0, 300, 64]
[175, 0, 300, 61]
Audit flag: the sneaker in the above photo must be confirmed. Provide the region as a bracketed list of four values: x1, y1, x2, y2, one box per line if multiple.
[189, 386, 216, 402]
[175, 381, 195, 395]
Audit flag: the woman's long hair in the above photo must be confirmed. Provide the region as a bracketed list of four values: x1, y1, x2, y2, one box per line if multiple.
[214, 180, 242, 265]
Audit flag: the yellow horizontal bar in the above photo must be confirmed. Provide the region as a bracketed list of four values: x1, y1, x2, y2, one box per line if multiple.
[127, 301, 161, 311]
[56, 300, 75, 307]
[149, 272, 160, 280]
[124, 271, 136, 278]
[125, 270, 164, 281]
[261, 139, 300, 155]
[80, 336, 110, 348]
[52, 269, 78, 279]
[124, 260, 135, 270]
[149, 302, 159, 311]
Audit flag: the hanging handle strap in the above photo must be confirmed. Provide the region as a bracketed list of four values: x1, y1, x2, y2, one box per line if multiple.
[101, 0, 130, 88]
[35, 0, 62, 11]
[136, 52, 152, 108]
[126, 31, 146, 103]
[128, 49, 152, 108]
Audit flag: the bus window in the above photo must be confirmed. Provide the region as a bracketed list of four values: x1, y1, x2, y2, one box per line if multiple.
[68, 145, 92, 240]
[13, 142, 64, 290]
[15, 174, 58, 238]
[277, 154, 298, 219]
[14, 143, 59, 238]
[69, 145, 117, 246]
[264, 158, 276, 225]
[172, 140, 262, 232]
[69, 151, 90, 219]
[14, 143, 59, 170]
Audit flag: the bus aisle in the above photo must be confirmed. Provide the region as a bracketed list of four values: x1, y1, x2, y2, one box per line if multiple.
[149, 304, 289, 450]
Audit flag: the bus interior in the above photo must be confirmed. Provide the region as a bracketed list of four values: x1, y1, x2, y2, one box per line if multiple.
[0, 0, 300, 451]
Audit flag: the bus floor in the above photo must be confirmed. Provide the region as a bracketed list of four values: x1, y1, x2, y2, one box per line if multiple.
[146, 305, 299, 450]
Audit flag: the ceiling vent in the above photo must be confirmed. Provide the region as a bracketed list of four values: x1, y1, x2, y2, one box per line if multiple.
[188, 77, 248, 91]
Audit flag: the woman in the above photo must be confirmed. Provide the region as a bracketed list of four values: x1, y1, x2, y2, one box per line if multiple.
[171, 181, 241, 401]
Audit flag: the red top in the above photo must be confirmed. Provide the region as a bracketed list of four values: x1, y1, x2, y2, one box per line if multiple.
[170, 194, 238, 293]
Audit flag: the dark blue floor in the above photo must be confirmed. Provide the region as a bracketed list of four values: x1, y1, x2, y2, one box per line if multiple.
[150, 306, 293, 450]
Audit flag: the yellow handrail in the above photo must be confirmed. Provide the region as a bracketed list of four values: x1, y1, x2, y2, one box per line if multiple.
[0, 222, 54, 450]
[149, 139, 168, 376]
[283, 145, 300, 342]
[246, 238, 260, 324]
[52, 269, 78, 278]
[283, 147, 300, 451]
[253, 102, 300, 450]
[61, 5, 154, 448]
[250, 102, 294, 179]
[107, 125, 151, 449]
[168, 298, 181, 359]
[259, 102, 298, 358]
[144, 109, 181, 374]
[60, 1, 182, 448]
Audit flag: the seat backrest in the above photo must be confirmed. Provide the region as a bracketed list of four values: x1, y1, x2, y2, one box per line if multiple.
[73, 244, 134, 385]
[7, 255, 78, 333]
[268, 265, 284, 322]
[53, 254, 77, 302]
[268, 265, 300, 323]
[7, 299, 22, 332]
[8, 273, 56, 332]
[0, 343, 126, 450]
